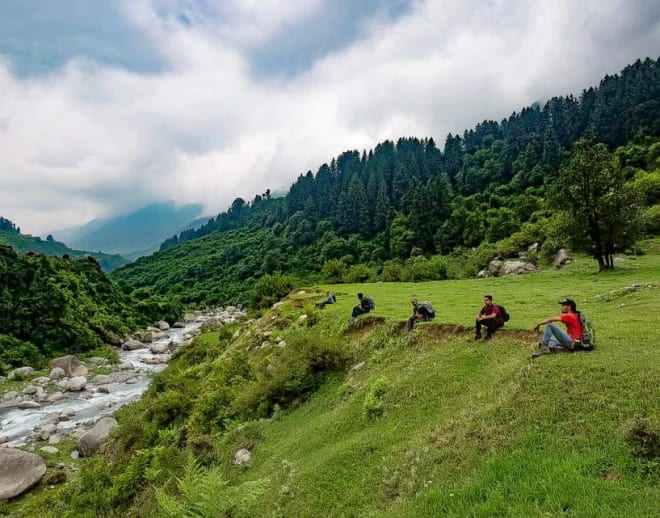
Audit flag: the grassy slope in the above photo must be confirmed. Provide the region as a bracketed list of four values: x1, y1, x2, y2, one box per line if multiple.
[232, 248, 660, 517]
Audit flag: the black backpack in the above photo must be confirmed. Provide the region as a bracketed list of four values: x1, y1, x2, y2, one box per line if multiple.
[496, 304, 510, 322]
[366, 297, 376, 310]
[419, 301, 435, 319]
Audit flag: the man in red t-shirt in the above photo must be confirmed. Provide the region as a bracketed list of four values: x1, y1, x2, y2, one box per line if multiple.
[532, 298, 583, 356]
[475, 294, 504, 341]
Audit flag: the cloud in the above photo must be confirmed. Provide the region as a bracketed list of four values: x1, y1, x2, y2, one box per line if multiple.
[0, 0, 658, 234]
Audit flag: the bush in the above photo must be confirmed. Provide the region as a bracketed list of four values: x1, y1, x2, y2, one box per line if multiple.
[321, 259, 345, 283]
[379, 263, 402, 282]
[344, 263, 375, 283]
[363, 376, 389, 418]
[0, 335, 45, 374]
[400, 256, 448, 282]
[622, 416, 660, 460]
[252, 272, 296, 308]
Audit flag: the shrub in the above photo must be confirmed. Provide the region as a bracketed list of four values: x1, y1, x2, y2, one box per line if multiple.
[0, 335, 45, 374]
[401, 256, 448, 282]
[252, 272, 296, 308]
[379, 263, 402, 282]
[344, 263, 375, 283]
[321, 259, 345, 283]
[622, 416, 660, 460]
[363, 376, 389, 418]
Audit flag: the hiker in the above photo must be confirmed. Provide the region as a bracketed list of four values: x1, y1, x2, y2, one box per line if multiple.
[475, 294, 504, 341]
[532, 298, 583, 356]
[406, 298, 435, 332]
[316, 291, 336, 309]
[349, 292, 374, 325]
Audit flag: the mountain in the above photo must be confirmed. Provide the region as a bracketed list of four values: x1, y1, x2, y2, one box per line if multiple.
[113, 58, 660, 305]
[49, 201, 206, 259]
[0, 216, 128, 272]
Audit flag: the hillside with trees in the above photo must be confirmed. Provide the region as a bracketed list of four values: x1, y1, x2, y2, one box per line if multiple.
[0, 217, 129, 272]
[0, 244, 181, 373]
[113, 58, 660, 305]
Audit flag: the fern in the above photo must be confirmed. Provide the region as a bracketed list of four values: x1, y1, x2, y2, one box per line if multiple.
[156, 453, 268, 518]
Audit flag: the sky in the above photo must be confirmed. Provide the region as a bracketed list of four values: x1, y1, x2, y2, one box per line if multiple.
[0, 0, 659, 235]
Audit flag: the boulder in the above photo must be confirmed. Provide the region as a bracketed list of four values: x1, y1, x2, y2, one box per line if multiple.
[234, 448, 252, 465]
[7, 367, 34, 381]
[39, 424, 58, 441]
[157, 321, 170, 330]
[65, 376, 87, 392]
[47, 392, 65, 403]
[173, 321, 186, 328]
[17, 401, 41, 409]
[150, 344, 169, 354]
[2, 391, 18, 401]
[501, 260, 538, 276]
[50, 356, 88, 377]
[477, 269, 488, 278]
[133, 331, 153, 343]
[0, 449, 47, 499]
[77, 417, 118, 457]
[39, 446, 59, 455]
[92, 374, 113, 385]
[49, 367, 66, 380]
[488, 259, 502, 276]
[122, 339, 146, 351]
[22, 385, 38, 395]
[553, 248, 572, 269]
[97, 386, 110, 394]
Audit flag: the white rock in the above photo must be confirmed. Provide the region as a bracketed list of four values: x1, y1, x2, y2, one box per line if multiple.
[40, 446, 59, 455]
[234, 448, 252, 465]
[65, 377, 87, 392]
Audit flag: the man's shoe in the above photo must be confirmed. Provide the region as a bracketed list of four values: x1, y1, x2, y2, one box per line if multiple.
[348, 317, 356, 325]
[532, 346, 551, 358]
[474, 335, 482, 341]
[484, 335, 492, 342]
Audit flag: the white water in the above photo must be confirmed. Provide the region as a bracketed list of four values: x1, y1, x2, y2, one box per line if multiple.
[0, 322, 201, 447]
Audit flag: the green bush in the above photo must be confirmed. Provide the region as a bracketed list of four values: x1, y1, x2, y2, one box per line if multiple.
[401, 256, 448, 282]
[0, 335, 45, 373]
[252, 272, 296, 308]
[363, 376, 389, 418]
[343, 263, 375, 283]
[321, 259, 346, 283]
[379, 262, 402, 282]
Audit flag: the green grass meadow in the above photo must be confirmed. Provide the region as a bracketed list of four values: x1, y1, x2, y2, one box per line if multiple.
[230, 249, 660, 517]
[5, 248, 659, 518]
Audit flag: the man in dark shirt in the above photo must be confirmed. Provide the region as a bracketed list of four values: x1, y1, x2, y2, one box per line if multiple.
[475, 294, 503, 341]
[349, 292, 373, 325]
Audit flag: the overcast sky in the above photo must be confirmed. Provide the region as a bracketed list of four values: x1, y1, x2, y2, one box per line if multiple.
[1, 0, 659, 234]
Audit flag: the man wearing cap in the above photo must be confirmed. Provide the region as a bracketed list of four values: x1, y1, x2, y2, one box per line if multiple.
[532, 298, 583, 356]
[475, 295, 504, 341]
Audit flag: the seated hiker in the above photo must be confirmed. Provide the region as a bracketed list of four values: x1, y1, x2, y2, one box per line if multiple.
[349, 292, 374, 325]
[406, 298, 435, 332]
[316, 291, 336, 309]
[532, 298, 583, 357]
[475, 294, 504, 341]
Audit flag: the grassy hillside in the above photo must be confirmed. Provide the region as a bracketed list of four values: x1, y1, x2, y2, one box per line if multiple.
[10, 243, 660, 517]
[0, 230, 128, 272]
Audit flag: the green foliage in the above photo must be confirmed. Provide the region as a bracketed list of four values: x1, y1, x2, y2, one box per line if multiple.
[0, 334, 45, 374]
[252, 272, 296, 308]
[343, 263, 375, 283]
[0, 244, 180, 361]
[363, 376, 389, 418]
[400, 256, 448, 282]
[156, 453, 268, 518]
[621, 416, 660, 460]
[321, 259, 346, 283]
[555, 140, 645, 270]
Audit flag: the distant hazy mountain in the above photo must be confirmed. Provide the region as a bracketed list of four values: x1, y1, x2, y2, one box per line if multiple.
[49, 202, 206, 259]
[0, 216, 128, 272]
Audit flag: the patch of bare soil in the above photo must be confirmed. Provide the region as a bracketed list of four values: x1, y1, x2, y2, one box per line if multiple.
[416, 323, 539, 342]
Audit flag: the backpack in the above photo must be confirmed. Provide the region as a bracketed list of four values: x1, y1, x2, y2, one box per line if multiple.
[366, 297, 376, 310]
[576, 313, 596, 350]
[496, 305, 510, 322]
[419, 301, 435, 319]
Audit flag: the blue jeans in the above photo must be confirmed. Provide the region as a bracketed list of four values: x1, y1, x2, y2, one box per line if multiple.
[542, 323, 573, 348]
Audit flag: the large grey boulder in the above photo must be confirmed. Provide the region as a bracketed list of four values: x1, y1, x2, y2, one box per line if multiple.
[0, 449, 47, 499]
[488, 259, 503, 276]
[77, 417, 118, 457]
[553, 248, 572, 269]
[157, 320, 170, 330]
[122, 339, 146, 351]
[50, 355, 88, 377]
[7, 367, 34, 381]
[501, 260, 537, 276]
[65, 376, 87, 392]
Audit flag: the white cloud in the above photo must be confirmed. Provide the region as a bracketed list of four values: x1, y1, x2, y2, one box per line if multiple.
[0, 0, 658, 234]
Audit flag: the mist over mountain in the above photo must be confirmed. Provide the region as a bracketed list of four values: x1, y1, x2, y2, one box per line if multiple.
[49, 202, 206, 259]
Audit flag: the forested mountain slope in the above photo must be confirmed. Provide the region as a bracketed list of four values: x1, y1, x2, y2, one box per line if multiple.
[0, 217, 128, 272]
[113, 58, 660, 305]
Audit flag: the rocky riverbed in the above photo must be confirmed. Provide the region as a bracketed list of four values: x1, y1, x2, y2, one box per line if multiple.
[0, 307, 246, 450]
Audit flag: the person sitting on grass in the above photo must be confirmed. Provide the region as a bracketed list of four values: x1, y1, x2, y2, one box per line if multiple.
[475, 294, 504, 341]
[531, 298, 583, 357]
[316, 291, 336, 309]
[406, 298, 435, 332]
[349, 292, 374, 325]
